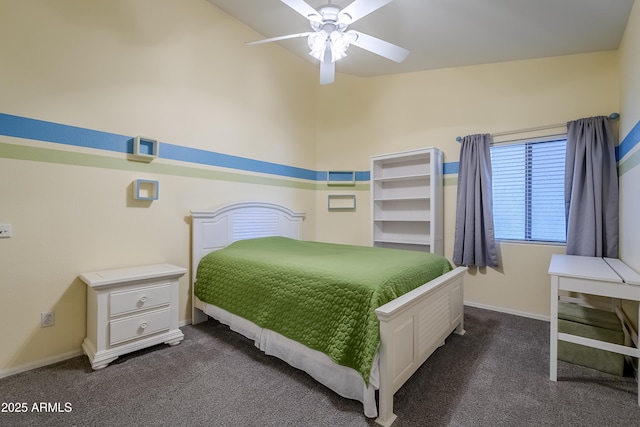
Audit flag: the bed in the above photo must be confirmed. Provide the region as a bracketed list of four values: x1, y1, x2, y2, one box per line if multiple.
[190, 202, 467, 426]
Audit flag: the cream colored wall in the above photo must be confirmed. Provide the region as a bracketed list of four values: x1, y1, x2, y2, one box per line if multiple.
[618, 0, 640, 329]
[0, 0, 317, 167]
[0, 0, 318, 375]
[313, 74, 372, 245]
[315, 52, 619, 318]
[619, 0, 640, 267]
[1, 0, 635, 376]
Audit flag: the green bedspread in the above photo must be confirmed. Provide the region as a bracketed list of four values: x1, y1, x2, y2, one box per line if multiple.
[195, 237, 452, 382]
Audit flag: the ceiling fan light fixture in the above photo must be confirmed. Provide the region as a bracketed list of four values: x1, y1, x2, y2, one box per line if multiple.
[329, 31, 349, 62]
[308, 31, 329, 60]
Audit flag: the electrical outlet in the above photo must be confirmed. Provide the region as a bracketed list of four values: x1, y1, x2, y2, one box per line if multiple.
[0, 224, 11, 238]
[41, 311, 55, 328]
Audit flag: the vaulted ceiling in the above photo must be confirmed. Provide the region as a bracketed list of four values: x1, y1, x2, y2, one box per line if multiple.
[207, 0, 635, 78]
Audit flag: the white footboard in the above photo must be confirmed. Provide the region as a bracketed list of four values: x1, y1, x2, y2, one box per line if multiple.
[375, 266, 467, 426]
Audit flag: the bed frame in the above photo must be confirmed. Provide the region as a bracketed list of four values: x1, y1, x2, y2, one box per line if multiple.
[190, 202, 467, 426]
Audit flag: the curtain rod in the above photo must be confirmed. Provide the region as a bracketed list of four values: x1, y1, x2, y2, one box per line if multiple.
[455, 113, 620, 142]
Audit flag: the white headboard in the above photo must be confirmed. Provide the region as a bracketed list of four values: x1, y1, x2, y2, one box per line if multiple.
[191, 201, 305, 280]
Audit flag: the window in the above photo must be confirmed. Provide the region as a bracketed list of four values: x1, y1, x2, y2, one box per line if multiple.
[490, 137, 566, 243]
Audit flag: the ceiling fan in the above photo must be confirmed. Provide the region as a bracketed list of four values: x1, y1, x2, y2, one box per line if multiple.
[247, 0, 409, 85]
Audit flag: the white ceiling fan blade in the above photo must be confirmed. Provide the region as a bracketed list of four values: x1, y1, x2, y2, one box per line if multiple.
[347, 30, 409, 63]
[280, 0, 322, 22]
[319, 60, 335, 85]
[339, 0, 393, 24]
[247, 32, 312, 45]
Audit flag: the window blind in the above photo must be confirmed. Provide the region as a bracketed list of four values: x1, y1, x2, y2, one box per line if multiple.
[490, 138, 566, 243]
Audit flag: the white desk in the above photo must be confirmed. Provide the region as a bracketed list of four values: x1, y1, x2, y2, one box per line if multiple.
[548, 254, 640, 405]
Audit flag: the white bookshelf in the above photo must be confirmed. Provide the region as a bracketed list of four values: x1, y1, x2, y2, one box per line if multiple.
[371, 147, 443, 254]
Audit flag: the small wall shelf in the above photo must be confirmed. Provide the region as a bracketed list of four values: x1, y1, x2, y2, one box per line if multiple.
[328, 194, 356, 210]
[133, 179, 159, 201]
[131, 136, 159, 162]
[327, 171, 356, 186]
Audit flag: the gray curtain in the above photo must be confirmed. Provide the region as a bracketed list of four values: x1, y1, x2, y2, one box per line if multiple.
[565, 116, 619, 257]
[453, 133, 499, 267]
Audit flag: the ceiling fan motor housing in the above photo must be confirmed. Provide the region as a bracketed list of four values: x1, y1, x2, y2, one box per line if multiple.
[310, 6, 350, 32]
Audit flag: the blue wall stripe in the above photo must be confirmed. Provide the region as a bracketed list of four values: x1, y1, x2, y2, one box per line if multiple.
[617, 119, 640, 161]
[443, 162, 459, 175]
[0, 113, 131, 153]
[355, 171, 370, 181]
[160, 143, 321, 181]
[0, 112, 460, 181]
[4, 113, 637, 182]
[0, 113, 366, 182]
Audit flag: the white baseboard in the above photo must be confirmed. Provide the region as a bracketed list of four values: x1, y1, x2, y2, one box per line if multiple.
[1, 322, 192, 379]
[464, 301, 550, 322]
[465, 301, 639, 383]
[0, 349, 84, 380]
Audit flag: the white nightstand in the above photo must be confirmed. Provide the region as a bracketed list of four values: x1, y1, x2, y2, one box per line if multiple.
[80, 263, 187, 370]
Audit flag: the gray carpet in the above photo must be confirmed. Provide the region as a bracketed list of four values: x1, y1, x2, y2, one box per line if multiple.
[1, 306, 639, 427]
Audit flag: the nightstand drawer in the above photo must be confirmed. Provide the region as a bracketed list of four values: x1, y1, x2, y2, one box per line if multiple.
[109, 308, 171, 346]
[109, 284, 171, 317]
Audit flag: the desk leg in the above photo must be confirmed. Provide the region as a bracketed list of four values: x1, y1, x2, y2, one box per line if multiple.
[550, 275, 559, 382]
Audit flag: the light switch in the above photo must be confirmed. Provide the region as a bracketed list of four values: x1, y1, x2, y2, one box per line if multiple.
[0, 224, 12, 238]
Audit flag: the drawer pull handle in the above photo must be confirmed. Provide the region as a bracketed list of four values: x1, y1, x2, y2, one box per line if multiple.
[140, 322, 148, 329]
[139, 296, 148, 303]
